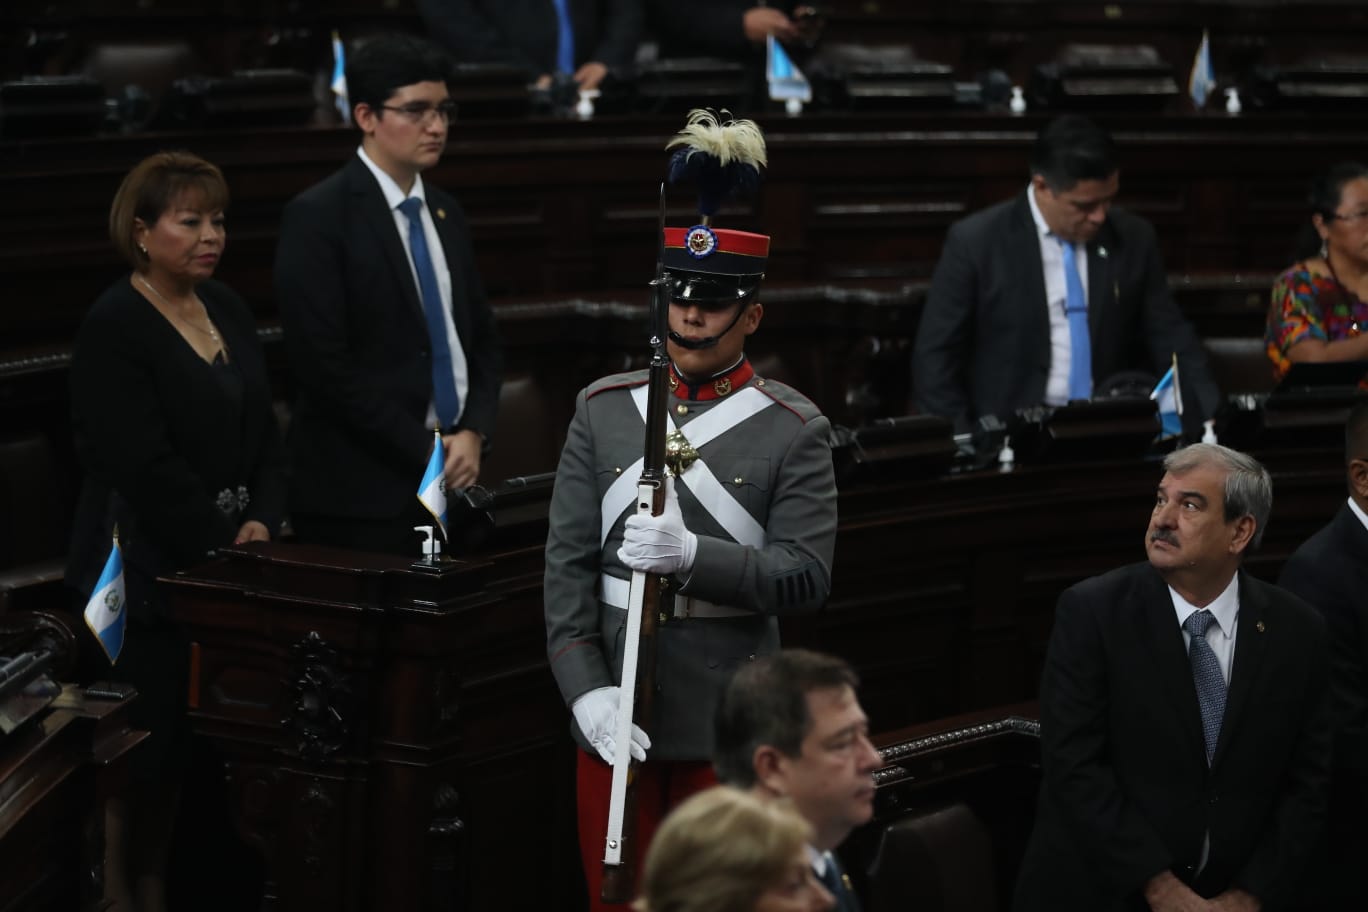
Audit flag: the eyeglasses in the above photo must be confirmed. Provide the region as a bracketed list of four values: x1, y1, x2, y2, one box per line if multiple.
[379, 101, 457, 124]
[1328, 209, 1368, 226]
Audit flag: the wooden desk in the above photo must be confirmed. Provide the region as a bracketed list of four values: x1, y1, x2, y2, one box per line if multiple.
[161, 542, 574, 912]
[0, 684, 145, 912]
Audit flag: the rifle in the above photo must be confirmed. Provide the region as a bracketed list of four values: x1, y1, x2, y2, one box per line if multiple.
[600, 183, 672, 904]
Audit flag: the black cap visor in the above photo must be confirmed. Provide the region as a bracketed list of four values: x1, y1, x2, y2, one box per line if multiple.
[666, 270, 763, 309]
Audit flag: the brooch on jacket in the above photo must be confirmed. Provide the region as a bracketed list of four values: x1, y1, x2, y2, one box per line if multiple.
[215, 485, 251, 518]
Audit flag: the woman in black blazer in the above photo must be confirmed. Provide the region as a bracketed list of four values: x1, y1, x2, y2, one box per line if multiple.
[66, 151, 285, 912]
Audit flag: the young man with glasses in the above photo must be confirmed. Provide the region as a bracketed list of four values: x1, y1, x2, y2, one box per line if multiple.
[913, 114, 1221, 439]
[275, 33, 502, 555]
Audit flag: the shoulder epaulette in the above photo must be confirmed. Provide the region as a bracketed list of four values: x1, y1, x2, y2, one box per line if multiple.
[753, 377, 823, 424]
[586, 370, 649, 400]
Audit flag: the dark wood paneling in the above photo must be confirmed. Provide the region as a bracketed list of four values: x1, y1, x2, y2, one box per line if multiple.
[2, 112, 1363, 361]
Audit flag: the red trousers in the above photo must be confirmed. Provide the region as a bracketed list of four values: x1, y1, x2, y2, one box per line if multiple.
[576, 750, 717, 912]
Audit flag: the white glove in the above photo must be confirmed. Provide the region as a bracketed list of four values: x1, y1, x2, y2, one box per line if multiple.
[618, 476, 698, 575]
[571, 685, 651, 766]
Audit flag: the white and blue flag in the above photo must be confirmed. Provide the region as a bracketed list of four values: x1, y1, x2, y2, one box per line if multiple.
[1151, 356, 1184, 439]
[767, 35, 812, 105]
[1188, 30, 1215, 109]
[331, 31, 350, 124]
[84, 533, 126, 664]
[417, 430, 448, 540]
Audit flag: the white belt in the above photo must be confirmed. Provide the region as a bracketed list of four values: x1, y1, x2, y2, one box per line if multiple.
[598, 574, 752, 620]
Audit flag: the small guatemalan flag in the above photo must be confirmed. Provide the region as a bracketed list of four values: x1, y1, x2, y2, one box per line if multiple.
[1188, 30, 1216, 109]
[331, 31, 350, 125]
[84, 530, 127, 664]
[417, 430, 448, 540]
[1151, 354, 1184, 440]
[766, 35, 812, 106]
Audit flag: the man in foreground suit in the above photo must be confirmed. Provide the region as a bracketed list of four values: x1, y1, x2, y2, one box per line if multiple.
[1277, 399, 1368, 907]
[714, 649, 880, 912]
[276, 33, 501, 555]
[914, 115, 1220, 437]
[1015, 442, 1331, 912]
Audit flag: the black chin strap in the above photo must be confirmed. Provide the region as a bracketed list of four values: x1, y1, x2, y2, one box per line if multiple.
[667, 300, 751, 350]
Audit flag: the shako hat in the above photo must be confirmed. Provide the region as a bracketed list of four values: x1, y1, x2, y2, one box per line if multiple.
[662, 110, 769, 306]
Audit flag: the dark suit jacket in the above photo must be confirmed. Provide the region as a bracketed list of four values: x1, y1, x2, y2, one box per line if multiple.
[1278, 502, 1368, 900]
[1280, 503, 1368, 781]
[1013, 563, 1331, 912]
[913, 192, 1221, 436]
[275, 154, 501, 522]
[417, 0, 642, 73]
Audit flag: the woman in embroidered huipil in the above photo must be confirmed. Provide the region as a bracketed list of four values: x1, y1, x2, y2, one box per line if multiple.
[66, 152, 285, 912]
[1266, 162, 1368, 380]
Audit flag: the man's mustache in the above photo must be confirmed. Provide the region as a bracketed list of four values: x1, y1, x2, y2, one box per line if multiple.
[1150, 529, 1179, 546]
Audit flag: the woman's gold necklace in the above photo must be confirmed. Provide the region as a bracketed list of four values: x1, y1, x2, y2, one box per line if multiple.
[137, 274, 222, 346]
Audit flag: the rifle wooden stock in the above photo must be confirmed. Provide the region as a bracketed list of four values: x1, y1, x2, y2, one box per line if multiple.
[601, 203, 673, 903]
[599, 551, 665, 904]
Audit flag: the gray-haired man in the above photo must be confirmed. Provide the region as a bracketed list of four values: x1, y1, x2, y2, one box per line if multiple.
[1015, 443, 1332, 912]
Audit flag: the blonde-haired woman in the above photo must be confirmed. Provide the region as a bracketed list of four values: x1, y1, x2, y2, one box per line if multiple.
[636, 786, 835, 912]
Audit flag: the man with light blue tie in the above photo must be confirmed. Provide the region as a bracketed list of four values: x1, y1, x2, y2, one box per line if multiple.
[914, 115, 1221, 438]
[416, 0, 642, 93]
[276, 33, 502, 556]
[1014, 443, 1331, 911]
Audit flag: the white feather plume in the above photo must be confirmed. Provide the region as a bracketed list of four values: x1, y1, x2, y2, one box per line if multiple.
[665, 109, 767, 170]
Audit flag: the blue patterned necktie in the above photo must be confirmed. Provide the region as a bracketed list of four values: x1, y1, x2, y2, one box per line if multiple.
[1058, 237, 1092, 402]
[398, 197, 461, 429]
[550, 0, 576, 74]
[1184, 609, 1227, 765]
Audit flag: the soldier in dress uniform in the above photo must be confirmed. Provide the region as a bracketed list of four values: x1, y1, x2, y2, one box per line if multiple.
[543, 111, 839, 911]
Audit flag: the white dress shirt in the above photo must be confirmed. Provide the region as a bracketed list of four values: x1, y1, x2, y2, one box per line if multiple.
[1168, 572, 1240, 686]
[356, 147, 469, 428]
[1348, 495, 1368, 533]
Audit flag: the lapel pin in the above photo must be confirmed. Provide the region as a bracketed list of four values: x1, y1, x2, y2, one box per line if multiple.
[1256, 620, 1266, 633]
[436, 208, 447, 220]
[1098, 246, 1109, 259]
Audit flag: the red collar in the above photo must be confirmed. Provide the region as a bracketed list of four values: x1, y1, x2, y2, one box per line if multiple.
[669, 360, 755, 401]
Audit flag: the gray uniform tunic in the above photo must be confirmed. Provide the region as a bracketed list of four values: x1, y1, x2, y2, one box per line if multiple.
[544, 363, 838, 760]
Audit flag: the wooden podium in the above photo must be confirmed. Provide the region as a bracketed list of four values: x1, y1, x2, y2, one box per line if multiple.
[162, 542, 577, 912]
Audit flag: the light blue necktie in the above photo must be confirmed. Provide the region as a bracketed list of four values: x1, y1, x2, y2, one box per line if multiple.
[1184, 609, 1227, 765]
[550, 0, 576, 74]
[398, 197, 461, 429]
[1058, 238, 1092, 402]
